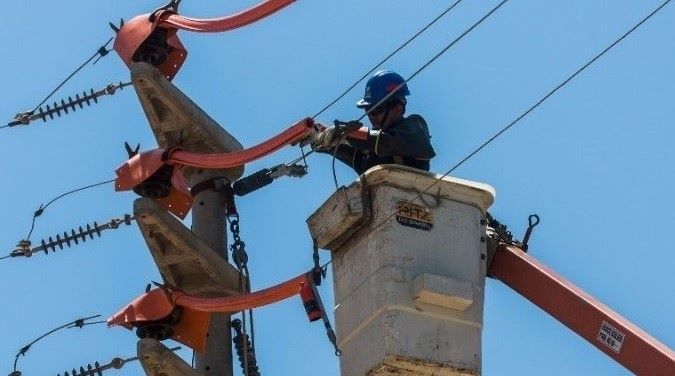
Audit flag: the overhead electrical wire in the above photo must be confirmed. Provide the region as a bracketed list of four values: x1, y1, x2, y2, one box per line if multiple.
[311, 0, 464, 119]
[12, 315, 103, 372]
[25, 179, 115, 241]
[28, 38, 113, 115]
[2, 36, 119, 130]
[325, 0, 510, 188]
[285, 0, 466, 175]
[367, 0, 673, 234]
[282, 0, 501, 186]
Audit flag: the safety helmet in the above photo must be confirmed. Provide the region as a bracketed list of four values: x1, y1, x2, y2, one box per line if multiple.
[356, 70, 410, 109]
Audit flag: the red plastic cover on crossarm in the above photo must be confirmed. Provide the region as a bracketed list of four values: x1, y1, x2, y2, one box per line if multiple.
[108, 273, 313, 352]
[114, 118, 314, 217]
[113, 0, 296, 79]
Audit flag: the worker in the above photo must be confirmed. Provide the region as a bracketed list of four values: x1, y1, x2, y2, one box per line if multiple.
[308, 70, 436, 174]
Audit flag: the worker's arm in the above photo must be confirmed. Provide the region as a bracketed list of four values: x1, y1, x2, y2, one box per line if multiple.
[315, 143, 361, 170]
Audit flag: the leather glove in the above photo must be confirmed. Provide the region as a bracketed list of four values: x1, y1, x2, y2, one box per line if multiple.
[297, 123, 324, 147]
[308, 126, 339, 150]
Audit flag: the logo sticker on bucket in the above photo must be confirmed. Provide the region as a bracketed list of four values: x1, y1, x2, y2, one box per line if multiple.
[395, 202, 433, 231]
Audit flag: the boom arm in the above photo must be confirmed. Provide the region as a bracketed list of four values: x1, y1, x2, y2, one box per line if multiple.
[489, 244, 675, 375]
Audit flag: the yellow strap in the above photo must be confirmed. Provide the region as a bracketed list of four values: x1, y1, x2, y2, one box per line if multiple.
[374, 130, 382, 155]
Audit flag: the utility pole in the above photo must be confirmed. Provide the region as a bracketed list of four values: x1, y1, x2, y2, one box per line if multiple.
[130, 62, 244, 376]
[191, 170, 233, 375]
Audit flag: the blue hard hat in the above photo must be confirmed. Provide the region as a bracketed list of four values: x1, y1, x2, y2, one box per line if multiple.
[356, 70, 410, 108]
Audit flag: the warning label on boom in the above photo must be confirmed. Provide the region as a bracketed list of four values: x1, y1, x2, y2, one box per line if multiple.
[597, 321, 625, 353]
[395, 202, 433, 231]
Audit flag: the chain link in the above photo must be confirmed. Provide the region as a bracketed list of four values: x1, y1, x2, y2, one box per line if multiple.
[229, 215, 249, 271]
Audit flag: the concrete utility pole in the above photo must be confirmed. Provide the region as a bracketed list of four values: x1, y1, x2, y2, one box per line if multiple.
[190, 170, 234, 375]
[307, 165, 495, 376]
[130, 62, 245, 376]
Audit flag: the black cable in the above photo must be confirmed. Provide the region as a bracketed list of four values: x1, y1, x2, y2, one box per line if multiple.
[358, 0, 510, 124]
[25, 178, 115, 240]
[13, 315, 101, 371]
[328, 0, 510, 188]
[331, 142, 341, 189]
[441, 0, 672, 177]
[314, 0, 462, 186]
[29, 38, 113, 114]
[369, 0, 672, 234]
[67, 320, 107, 328]
[311, 0, 464, 119]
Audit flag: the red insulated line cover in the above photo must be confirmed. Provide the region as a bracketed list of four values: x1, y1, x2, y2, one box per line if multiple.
[174, 273, 310, 312]
[160, 0, 296, 33]
[168, 118, 314, 168]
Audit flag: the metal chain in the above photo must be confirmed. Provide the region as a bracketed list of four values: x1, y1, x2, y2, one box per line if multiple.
[227, 214, 258, 375]
[229, 215, 248, 272]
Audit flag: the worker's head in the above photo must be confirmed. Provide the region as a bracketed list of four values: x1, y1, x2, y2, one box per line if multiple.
[357, 70, 409, 130]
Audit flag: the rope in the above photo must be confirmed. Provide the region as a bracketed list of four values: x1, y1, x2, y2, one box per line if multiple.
[367, 0, 673, 234]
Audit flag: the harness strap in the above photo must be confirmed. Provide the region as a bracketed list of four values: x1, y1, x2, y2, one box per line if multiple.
[190, 178, 238, 216]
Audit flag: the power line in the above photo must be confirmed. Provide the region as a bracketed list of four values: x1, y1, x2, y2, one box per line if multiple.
[13, 315, 103, 372]
[29, 38, 113, 115]
[25, 179, 115, 240]
[6, 82, 132, 129]
[312, 0, 464, 119]
[327, 0, 510, 188]
[357, 0, 510, 123]
[368, 0, 672, 234]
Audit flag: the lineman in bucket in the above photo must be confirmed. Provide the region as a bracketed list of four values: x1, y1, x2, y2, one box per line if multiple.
[309, 70, 436, 174]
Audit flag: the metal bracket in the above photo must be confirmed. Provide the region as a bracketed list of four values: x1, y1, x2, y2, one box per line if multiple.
[134, 198, 243, 295]
[137, 339, 203, 376]
[130, 62, 244, 182]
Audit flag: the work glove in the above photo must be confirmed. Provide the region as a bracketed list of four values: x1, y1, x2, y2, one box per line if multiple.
[308, 126, 340, 150]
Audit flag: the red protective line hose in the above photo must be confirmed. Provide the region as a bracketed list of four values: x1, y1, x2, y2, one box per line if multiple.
[160, 0, 296, 33]
[167, 118, 314, 168]
[174, 274, 310, 312]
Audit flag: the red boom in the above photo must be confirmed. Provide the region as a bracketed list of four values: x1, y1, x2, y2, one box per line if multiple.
[489, 244, 675, 376]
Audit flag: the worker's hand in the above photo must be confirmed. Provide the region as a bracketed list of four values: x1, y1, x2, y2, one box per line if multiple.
[309, 126, 339, 150]
[294, 122, 324, 147]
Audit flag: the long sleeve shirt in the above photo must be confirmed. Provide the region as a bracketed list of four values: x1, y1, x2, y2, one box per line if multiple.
[320, 114, 436, 174]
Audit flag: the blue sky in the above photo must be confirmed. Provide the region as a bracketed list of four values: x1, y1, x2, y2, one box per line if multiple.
[1, 1, 673, 375]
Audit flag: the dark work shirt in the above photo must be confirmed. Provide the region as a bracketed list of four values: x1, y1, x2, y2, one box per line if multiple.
[320, 114, 436, 174]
